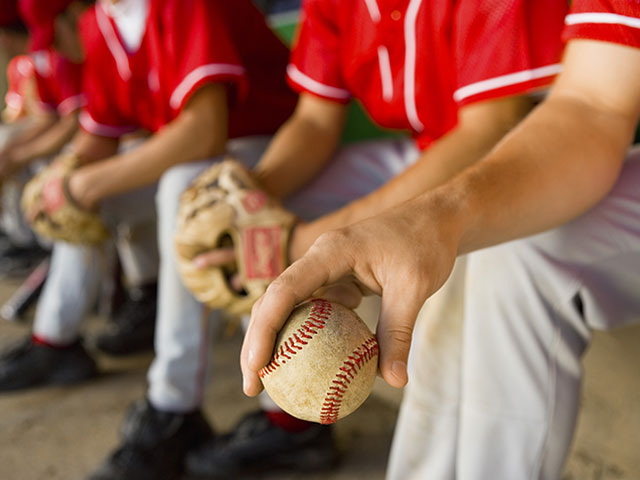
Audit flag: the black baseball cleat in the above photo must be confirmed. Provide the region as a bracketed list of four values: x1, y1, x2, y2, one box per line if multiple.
[87, 399, 214, 480]
[185, 410, 339, 479]
[94, 283, 157, 356]
[0, 337, 97, 392]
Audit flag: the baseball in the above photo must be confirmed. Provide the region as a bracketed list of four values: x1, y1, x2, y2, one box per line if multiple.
[259, 298, 379, 424]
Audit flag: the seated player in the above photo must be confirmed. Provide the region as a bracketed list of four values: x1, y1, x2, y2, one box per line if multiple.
[243, 1, 640, 478]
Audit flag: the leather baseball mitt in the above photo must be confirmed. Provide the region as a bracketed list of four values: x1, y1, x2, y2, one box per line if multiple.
[21, 153, 108, 245]
[175, 158, 296, 315]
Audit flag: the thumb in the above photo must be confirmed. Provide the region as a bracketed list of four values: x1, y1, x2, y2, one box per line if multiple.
[376, 285, 424, 388]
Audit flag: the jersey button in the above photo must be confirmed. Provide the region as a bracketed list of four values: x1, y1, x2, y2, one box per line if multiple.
[390, 10, 401, 21]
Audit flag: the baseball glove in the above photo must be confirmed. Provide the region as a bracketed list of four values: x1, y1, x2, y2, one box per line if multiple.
[175, 158, 296, 315]
[21, 153, 108, 245]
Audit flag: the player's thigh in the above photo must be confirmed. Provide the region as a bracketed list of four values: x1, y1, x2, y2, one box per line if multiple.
[284, 137, 418, 220]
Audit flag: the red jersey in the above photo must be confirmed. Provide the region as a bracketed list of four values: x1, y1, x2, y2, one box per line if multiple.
[563, 0, 640, 49]
[32, 49, 85, 116]
[4, 55, 34, 118]
[78, 0, 297, 138]
[289, 0, 568, 150]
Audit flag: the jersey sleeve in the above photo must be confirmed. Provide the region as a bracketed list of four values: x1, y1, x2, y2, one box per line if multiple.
[286, 0, 351, 103]
[453, 0, 568, 106]
[31, 51, 86, 116]
[563, 0, 640, 48]
[162, 0, 249, 113]
[52, 57, 86, 116]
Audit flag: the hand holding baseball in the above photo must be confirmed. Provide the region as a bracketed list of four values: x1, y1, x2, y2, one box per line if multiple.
[260, 299, 379, 424]
[241, 196, 460, 396]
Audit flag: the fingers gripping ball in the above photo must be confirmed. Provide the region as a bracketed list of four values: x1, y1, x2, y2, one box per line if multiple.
[175, 158, 296, 315]
[259, 299, 379, 424]
[21, 154, 108, 245]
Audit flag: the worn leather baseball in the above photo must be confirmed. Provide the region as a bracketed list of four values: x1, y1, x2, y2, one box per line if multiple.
[259, 299, 379, 424]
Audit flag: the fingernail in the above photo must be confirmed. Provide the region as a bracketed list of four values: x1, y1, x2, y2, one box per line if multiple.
[248, 349, 255, 368]
[392, 360, 408, 383]
[194, 257, 206, 269]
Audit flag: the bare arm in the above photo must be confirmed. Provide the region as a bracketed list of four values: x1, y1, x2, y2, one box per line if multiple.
[253, 93, 348, 198]
[444, 39, 640, 253]
[3, 114, 58, 149]
[9, 112, 79, 167]
[242, 39, 640, 395]
[69, 84, 228, 208]
[288, 94, 534, 259]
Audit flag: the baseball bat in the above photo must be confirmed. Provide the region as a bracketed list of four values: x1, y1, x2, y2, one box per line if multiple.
[0, 257, 49, 322]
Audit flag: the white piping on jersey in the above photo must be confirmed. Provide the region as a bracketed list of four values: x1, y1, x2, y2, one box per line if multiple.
[5, 92, 22, 110]
[32, 51, 52, 77]
[80, 111, 137, 138]
[286, 64, 351, 100]
[170, 64, 246, 110]
[453, 63, 563, 103]
[377, 46, 393, 102]
[565, 12, 640, 30]
[404, 0, 424, 132]
[58, 94, 87, 116]
[96, 3, 132, 81]
[16, 57, 33, 76]
[364, 0, 381, 23]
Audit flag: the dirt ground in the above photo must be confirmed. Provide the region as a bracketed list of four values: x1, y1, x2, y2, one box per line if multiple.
[0, 276, 638, 480]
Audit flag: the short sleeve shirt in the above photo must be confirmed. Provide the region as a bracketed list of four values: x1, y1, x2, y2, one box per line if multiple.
[562, 0, 640, 48]
[32, 49, 85, 116]
[79, 0, 297, 138]
[4, 55, 34, 116]
[289, 0, 568, 150]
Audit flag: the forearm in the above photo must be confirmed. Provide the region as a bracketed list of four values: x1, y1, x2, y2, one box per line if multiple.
[253, 115, 343, 198]
[294, 96, 533, 257]
[79, 114, 224, 203]
[4, 115, 57, 150]
[72, 85, 228, 205]
[252, 94, 347, 199]
[429, 94, 635, 255]
[12, 113, 79, 165]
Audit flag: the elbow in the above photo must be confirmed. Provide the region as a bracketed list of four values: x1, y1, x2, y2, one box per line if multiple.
[183, 108, 228, 160]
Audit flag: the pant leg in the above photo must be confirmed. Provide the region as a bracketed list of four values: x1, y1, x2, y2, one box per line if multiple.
[32, 242, 105, 344]
[103, 184, 159, 288]
[387, 257, 467, 480]
[147, 136, 269, 413]
[284, 137, 418, 220]
[31, 184, 158, 344]
[1, 169, 38, 247]
[458, 146, 640, 479]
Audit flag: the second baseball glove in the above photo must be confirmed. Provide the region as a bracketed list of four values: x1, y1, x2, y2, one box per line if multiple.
[175, 158, 296, 315]
[21, 153, 108, 245]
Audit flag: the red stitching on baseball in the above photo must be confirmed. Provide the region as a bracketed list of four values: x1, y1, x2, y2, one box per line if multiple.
[259, 299, 332, 378]
[319, 337, 379, 424]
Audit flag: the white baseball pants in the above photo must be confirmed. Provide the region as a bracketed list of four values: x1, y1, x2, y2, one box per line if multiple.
[388, 145, 640, 479]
